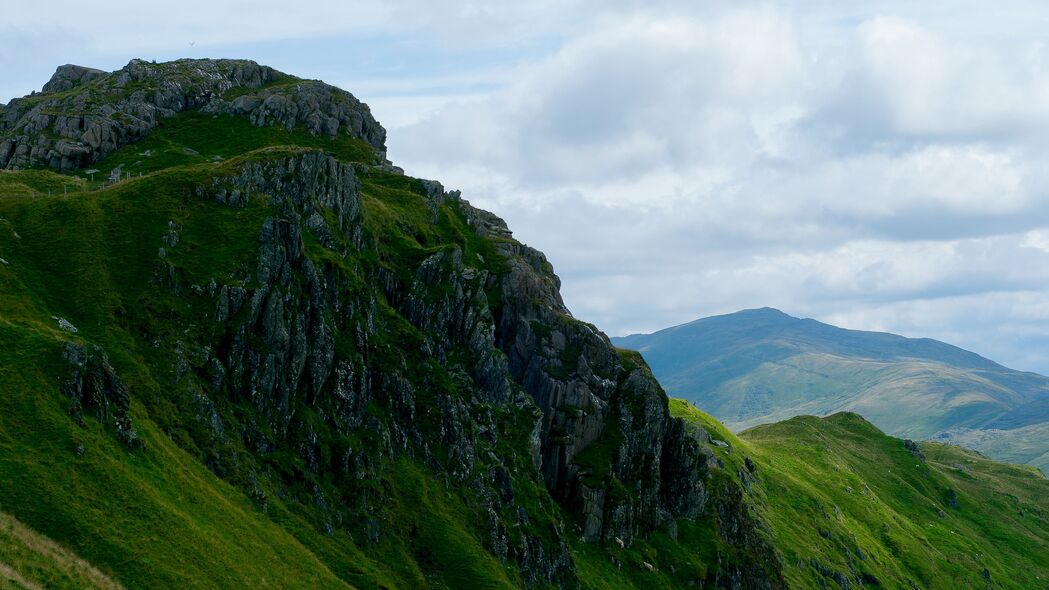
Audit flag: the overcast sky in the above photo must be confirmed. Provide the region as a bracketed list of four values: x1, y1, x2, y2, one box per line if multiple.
[4, 1, 1049, 373]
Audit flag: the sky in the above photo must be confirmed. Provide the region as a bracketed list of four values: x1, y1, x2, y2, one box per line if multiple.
[4, 1, 1049, 373]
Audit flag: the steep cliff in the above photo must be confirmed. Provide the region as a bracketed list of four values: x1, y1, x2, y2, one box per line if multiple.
[2, 58, 1046, 590]
[0, 60, 782, 588]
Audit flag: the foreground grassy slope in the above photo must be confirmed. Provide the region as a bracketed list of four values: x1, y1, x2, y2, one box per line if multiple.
[0, 170, 359, 588]
[0, 127, 530, 586]
[671, 400, 1049, 589]
[0, 123, 753, 588]
[0, 510, 122, 590]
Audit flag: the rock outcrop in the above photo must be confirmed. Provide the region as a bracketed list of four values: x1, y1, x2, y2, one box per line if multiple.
[161, 150, 781, 586]
[0, 59, 386, 171]
[62, 343, 138, 447]
[6, 58, 782, 588]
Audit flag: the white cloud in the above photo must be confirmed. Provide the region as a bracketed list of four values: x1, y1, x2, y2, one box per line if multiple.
[383, 6, 1049, 372]
[4, 1, 1049, 373]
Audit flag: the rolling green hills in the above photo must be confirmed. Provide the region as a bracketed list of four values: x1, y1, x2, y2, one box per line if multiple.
[613, 308, 1049, 474]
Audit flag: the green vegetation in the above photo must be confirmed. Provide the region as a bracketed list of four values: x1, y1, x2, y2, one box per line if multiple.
[89, 111, 378, 179]
[671, 400, 1049, 589]
[0, 117, 544, 588]
[0, 170, 86, 198]
[0, 510, 122, 589]
[3, 63, 1048, 589]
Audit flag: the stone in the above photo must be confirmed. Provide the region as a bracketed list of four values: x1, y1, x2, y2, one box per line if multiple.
[52, 316, 78, 333]
[1, 58, 388, 171]
[41, 64, 106, 94]
[904, 439, 926, 462]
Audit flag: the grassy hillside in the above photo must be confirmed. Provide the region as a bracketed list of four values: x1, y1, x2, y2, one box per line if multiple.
[0, 510, 122, 589]
[670, 400, 1049, 589]
[614, 308, 1049, 473]
[0, 111, 545, 586]
[4, 61, 1048, 589]
[0, 166, 365, 588]
[0, 105, 751, 589]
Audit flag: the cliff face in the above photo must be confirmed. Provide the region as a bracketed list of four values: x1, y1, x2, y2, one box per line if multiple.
[0, 60, 782, 588]
[182, 148, 780, 585]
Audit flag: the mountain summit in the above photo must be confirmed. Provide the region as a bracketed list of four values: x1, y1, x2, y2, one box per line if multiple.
[0, 61, 1046, 588]
[1, 58, 386, 171]
[613, 308, 1049, 473]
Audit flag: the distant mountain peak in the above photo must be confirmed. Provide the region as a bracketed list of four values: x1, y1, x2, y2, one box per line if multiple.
[612, 308, 1049, 475]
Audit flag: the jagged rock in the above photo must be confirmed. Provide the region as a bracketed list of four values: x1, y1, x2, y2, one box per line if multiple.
[904, 439, 925, 462]
[62, 343, 138, 447]
[52, 316, 78, 333]
[41, 65, 106, 94]
[1, 59, 387, 171]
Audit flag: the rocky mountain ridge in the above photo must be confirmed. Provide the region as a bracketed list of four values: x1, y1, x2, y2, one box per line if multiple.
[0, 60, 781, 588]
[2, 60, 1046, 590]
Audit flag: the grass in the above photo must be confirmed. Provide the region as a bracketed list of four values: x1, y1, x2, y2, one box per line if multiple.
[0, 325, 353, 589]
[3, 93, 1049, 589]
[670, 400, 1049, 589]
[86, 111, 378, 179]
[0, 170, 86, 198]
[0, 510, 122, 590]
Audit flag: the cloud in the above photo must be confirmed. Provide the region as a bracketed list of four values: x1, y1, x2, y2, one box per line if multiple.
[3, 1, 1049, 373]
[394, 9, 810, 189]
[385, 7, 1049, 372]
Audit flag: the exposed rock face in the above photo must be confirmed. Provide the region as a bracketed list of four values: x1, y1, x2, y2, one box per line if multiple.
[904, 439, 926, 462]
[62, 343, 138, 447]
[14, 58, 781, 588]
[0, 58, 386, 171]
[41, 64, 106, 94]
[155, 151, 781, 586]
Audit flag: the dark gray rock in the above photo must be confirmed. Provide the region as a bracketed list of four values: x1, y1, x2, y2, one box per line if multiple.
[1, 58, 387, 171]
[62, 342, 138, 447]
[41, 64, 106, 94]
[904, 439, 926, 462]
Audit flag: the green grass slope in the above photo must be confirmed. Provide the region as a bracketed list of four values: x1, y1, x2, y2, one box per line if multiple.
[0, 106, 762, 588]
[0, 171, 361, 588]
[614, 308, 1049, 473]
[671, 400, 1049, 589]
[0, 120, 523, 586]
[0, 510, 122, 590]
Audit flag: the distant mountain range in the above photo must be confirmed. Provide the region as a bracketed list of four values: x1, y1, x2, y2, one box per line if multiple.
[613, 307, 1049, 473]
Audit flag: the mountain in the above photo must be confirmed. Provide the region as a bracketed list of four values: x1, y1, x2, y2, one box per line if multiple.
[612, 307, 1049, 473]
[0, 60, 1045, 588]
